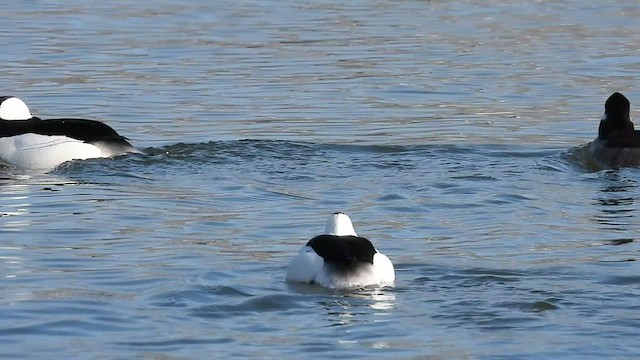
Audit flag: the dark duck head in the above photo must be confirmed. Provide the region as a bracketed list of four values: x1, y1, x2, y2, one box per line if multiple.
[598, 92, 633, 141]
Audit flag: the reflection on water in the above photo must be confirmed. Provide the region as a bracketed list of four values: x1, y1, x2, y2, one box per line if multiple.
[592, 172, 638, 240]
[0, 174, 35, 232]
[0, 171, 90, 306]
[288, 282, 396, 328]
[328, 289, 396, 323]
[0, 171, 79, 232]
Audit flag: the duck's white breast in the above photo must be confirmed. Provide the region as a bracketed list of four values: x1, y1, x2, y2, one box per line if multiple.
[0, 133, 102, 169]
[286, 245, 396, 289]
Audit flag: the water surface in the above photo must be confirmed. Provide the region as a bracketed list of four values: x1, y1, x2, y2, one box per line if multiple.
[1, 0, 640, 358]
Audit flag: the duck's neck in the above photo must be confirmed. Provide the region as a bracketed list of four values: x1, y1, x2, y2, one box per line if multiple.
[599, 114, 634, 140]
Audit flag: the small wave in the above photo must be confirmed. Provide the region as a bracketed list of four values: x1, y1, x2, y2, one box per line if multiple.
[0, 139, 565, 178]
[116, 337, 233, 349]
[562, 142, 604, 172]
[142, 139, 551, 158]
[189, 293, 302, 319]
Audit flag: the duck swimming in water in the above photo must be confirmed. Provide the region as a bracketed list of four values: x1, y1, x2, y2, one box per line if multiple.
[0, 96, 138, 170]
[286, 212, 395, 289]
[589, 92, 640, 169]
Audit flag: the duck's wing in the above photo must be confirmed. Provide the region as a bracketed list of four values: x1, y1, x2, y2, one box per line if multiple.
[33, 118, 128, 142]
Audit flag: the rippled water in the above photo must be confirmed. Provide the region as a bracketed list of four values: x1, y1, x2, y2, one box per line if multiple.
[2, 0, 640, 358]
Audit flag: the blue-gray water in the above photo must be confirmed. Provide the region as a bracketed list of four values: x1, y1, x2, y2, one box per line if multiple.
[2, 1, 640, 358]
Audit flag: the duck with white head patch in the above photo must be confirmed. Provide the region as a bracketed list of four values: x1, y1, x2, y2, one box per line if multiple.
[589, 92, 640, 169]
[0, 96, 139, 170]
[286, 212, 395, 289]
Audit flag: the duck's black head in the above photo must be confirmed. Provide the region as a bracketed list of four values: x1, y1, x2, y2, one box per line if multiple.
[599, 92, 633, 140]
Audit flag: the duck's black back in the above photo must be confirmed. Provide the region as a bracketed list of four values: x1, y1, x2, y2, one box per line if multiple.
[0, 117, 128, 143]
[306, 235, 376, 267]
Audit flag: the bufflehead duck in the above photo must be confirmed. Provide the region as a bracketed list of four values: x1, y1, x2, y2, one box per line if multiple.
[589, 92, 640, 169]
[286, 212, 395, 289]
[0, 96, 138, 169]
